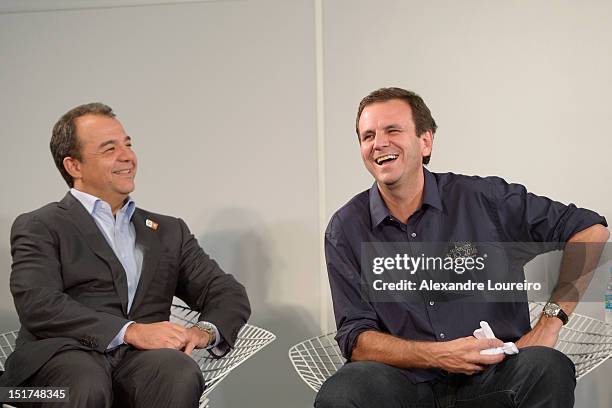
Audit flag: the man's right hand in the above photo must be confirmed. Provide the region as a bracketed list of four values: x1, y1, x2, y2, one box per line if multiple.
[432, 336, 505, 375]
[124, 321, 189, 350]
[352, 331, 506, 375]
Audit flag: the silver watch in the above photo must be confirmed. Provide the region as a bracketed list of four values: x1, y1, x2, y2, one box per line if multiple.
[192, 321, 216, 347]
[542, 302, 569, 325]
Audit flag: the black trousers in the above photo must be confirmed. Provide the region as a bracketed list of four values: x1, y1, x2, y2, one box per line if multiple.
[19, 346, 205, 408]
[315, 347, 576, 408]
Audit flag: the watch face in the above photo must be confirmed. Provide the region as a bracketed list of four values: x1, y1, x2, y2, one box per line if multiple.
[195, 322, 216, 346]
[544, 303, 560, 316]
[197, 322, 213, 330]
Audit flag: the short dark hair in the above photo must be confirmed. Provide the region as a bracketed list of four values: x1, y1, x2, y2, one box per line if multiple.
[50, 103, 116, 187]
[356, 87, 437, 164]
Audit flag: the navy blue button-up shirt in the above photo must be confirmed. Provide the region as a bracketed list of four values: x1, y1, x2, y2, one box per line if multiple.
[325, 168, 607, 383]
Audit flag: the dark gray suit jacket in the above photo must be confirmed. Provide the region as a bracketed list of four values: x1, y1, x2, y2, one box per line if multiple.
[0, 192, 250, 386]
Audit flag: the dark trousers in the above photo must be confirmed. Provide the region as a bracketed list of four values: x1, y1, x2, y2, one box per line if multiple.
[315, 347, 576, 408]
[19, 347, 204, 408]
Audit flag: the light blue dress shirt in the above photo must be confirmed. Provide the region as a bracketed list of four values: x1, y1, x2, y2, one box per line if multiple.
[70, 189, 221, 352]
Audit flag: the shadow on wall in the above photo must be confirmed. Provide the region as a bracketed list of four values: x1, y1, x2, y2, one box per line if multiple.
[0, 215, 20, 333]
[197, 207, 320, 407]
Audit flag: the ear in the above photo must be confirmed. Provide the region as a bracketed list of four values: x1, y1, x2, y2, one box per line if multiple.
[63, 156, 82, 181]
[419, 130, 434, 157]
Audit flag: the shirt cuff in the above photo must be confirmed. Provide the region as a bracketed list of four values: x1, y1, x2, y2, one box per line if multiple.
[203, 322, 229, 357]
[203, 321, 221, 349]
[107, 321, 134, 350]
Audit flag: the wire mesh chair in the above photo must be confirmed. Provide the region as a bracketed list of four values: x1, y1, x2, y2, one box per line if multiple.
[0, 305, 275, 408]
[288, 331, 345, 392]
[170, 304, 276, 407]
[527, 302, 612, 380]
[0, 330, 18, 373]
[288, 302, 612, 392]
[0, 332, 18, 408]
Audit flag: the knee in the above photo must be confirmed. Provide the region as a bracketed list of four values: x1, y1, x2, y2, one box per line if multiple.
[45, 371, 111, 408]
[516, 346, 575, 385]
[32, 352, 112, 407]
[76, 375, 113, 407]
[154, 349, 204, 393]
[315, 361, 396, 408]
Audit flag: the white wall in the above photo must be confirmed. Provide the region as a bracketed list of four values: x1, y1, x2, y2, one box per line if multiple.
[1, 0, 610, 407]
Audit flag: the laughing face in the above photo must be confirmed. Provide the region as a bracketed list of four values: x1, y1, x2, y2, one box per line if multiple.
[68, 114, 137, 206]
[358, 99, 432, 189]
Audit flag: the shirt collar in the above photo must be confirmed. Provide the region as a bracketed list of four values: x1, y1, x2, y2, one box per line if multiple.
[70, 188, 136, 220]
[369, 167, 442, 228]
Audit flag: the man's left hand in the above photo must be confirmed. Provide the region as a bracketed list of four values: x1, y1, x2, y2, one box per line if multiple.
[516, 316, 562, 348]
[183, 327, 211, 355]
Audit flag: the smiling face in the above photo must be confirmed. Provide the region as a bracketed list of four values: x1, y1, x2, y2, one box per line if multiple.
[64, 114, 137, 208]
[358, 99, 432, 189]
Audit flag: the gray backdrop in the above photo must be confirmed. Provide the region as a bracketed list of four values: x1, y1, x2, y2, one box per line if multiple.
[1, 1, 610, 407]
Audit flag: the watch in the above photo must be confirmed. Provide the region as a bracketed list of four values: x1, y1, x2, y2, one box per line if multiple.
[192, 321, 216, 347]
[542, 302, 569, 325]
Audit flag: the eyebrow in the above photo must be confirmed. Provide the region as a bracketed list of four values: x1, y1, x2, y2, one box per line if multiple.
[360, 124, 401, 139]
[384, 124, 401, 131]
[98, 135, 132, 149]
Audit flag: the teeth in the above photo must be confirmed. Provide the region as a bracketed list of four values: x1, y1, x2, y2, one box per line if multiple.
[115, 169, 131, 174]
[375, 154, 399, 165]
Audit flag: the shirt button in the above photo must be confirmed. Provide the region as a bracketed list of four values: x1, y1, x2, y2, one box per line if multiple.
[440, 333, 445, 339]
[411, 232, 417, 238]
[429, 301, 435, 306]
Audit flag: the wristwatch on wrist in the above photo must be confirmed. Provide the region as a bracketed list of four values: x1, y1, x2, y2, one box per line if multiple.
[192, 321, 216, 347]
[542, 302, 569, 325]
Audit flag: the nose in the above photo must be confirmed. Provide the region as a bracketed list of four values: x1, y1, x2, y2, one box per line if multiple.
[117, 144, 136, 162]
[373, 131, 389, 150]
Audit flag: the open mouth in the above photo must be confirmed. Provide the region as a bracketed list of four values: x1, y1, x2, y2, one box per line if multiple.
[375, 154, 399, 165]
[113, 169, 133, 175]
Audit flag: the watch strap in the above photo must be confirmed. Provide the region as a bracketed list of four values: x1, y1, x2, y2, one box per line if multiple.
[556, 307, 569, 325]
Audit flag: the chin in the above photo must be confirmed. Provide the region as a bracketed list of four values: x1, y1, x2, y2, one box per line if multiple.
[374, 170, 399, 184]
[118, 183, 135, 194]
[377, 177, 401, 187]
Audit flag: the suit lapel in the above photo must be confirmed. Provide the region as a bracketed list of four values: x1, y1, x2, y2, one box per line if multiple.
[130, 209, 162, 316]
[58, 193, 130, 316]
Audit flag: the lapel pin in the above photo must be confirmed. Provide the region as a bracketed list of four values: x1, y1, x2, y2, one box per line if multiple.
[145, 219, 159, 231]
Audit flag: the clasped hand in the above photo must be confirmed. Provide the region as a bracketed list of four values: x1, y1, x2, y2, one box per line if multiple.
[124, 321, 210, 355]
[437, 317, 561, 375]
[435, 337, 505, 375]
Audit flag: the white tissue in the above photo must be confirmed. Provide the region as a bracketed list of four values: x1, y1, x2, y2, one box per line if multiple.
[473, 321, 519, 355]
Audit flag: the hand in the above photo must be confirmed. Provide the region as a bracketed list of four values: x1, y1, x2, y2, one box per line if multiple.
[433, 336, 505, 375]
[183, 327, 211, 355]
[516, 316, 561, 348]
[124, 321, 189, 350]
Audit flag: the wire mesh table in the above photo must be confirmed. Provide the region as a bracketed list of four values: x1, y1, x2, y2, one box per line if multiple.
[1, 305, 275, 408]
[289, 302, 612, 392]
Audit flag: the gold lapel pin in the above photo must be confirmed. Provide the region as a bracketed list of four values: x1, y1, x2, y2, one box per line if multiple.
[145, 219, 159, 231]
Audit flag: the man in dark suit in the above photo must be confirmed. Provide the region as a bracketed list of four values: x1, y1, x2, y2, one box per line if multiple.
[0, 103, 251, 407]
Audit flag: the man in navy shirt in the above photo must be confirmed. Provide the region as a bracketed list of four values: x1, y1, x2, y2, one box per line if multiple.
[315, 87, 609, 407]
